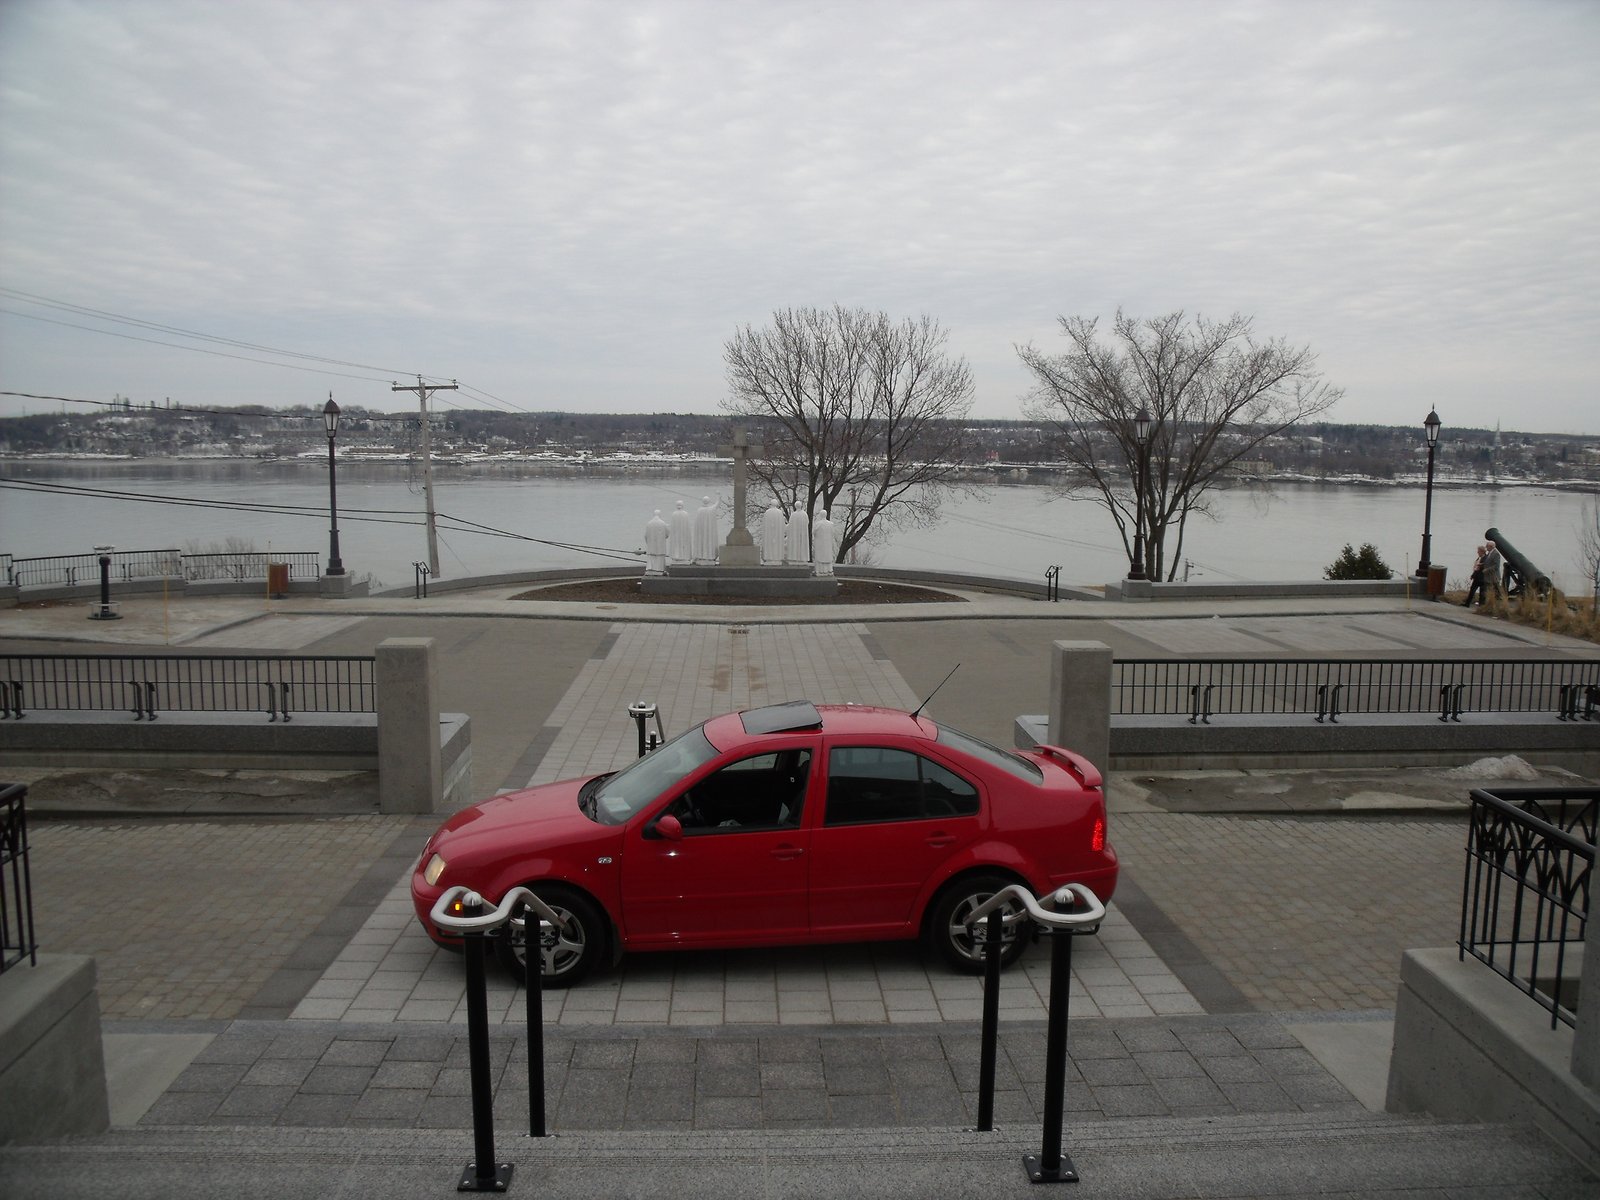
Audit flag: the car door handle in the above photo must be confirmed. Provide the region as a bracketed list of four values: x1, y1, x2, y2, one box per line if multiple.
[771, 845, 803, 861]
[926, 833, 956, 848]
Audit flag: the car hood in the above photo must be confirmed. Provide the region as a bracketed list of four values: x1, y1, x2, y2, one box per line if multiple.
[429, 777, 599, 861]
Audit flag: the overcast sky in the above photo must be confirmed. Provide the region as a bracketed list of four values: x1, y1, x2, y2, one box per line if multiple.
[0, 0, 1595, 434]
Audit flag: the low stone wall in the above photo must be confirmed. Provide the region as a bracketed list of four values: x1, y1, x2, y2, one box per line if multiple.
[1106, 577, 1418, 601]
[1387, 946, 1600, 1175]
[0, 955, 109, 1144]
[1015, 711, 1600, 774]
[0, 639, 472, 814]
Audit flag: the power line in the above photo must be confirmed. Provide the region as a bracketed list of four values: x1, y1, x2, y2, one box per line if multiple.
[0, 476, 644, 562]
[0, 306, 402, 384]
[0, 286, 537, 415]
[0, 287, 421, 377]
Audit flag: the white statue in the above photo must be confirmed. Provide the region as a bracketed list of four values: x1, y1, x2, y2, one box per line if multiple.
[812, 509, 836, 576]
[644, 509, 669, 575]
[761, 501, 786, 565]
[668, 500, 694, 564]
[693, 495, 719, 564]
[785, 507, 810, 567]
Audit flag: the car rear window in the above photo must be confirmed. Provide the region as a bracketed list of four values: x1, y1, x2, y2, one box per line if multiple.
[934, 724, 1044, 784]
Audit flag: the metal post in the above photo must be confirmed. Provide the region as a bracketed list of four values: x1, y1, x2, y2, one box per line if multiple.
[523, 903, 548, 1139]
[1416, 408, 1442, 580]
[323, 396, 345, 577]
[459, 895, 513, 1192]
[976, 905, 1003, 1131]
[89, 546, 120, 620]
[1026, 921, 1080, 1184]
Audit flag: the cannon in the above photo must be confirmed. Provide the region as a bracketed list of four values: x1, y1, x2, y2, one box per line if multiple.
[1485, 527, 1551, 597]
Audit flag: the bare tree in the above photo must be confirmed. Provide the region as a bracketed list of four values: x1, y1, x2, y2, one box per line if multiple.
[1019, 311, 1342, 581]
[722, 305, 975, 561]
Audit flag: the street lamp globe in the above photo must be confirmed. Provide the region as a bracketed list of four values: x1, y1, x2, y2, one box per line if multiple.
[323, 396, 341, 439]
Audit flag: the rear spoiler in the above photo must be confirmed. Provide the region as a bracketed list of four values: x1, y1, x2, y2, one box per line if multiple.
[1034, 744, 1103, 791]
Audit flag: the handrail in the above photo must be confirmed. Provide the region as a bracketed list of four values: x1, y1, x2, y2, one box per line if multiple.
[965, 882, 1106, 931]
[428, 885, 568, 934]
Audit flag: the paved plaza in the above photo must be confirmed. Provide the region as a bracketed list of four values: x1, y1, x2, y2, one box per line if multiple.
[3, 585, 1597, 1196]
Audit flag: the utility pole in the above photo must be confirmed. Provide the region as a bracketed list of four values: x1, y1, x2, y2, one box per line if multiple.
[391, 375, 458, 577]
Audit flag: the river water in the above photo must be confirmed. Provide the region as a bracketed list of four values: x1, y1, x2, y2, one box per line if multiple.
[1, 459, 1595, 594]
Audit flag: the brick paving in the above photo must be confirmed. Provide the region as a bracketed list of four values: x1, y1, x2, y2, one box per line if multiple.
[141, 1013, 1362, 1132]
[1109, 813, 1466, 1012]
[28, 815, 416, 1020]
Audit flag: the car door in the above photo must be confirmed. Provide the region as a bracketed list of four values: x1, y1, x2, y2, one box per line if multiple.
[807, 743, 983, 937]
[621, 746, 814, 949]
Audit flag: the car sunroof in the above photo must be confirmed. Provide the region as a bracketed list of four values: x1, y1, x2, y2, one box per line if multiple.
[739, 701, 823, 735]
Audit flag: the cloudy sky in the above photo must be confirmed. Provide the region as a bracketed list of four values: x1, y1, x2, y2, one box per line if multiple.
[0, 0, 1595, 433]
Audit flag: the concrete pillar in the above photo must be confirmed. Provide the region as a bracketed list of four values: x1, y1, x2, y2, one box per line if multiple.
[376, 637, 442, 814]
[1048, 640, 1113, 777]
[1572, 882, 1600, 1088]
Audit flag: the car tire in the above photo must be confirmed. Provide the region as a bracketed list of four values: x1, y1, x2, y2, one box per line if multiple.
[925, 874, 1029, 973]
[494, 885, 608, 988]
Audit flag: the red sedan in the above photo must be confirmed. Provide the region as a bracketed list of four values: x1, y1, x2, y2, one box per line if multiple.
[411, 700, 1116, 986]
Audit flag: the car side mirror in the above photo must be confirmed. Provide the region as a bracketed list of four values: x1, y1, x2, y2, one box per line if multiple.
[654, 813, 684, 841]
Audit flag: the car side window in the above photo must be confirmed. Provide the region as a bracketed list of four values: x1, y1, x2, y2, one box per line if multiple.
[666, 749, 810, 834]
[824, 747, 979, 826]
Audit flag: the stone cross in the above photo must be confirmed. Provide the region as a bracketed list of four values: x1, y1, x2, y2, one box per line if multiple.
[717, 426, 764, 565]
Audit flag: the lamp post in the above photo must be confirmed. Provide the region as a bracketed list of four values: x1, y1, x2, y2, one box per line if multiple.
[1126, 406, 1153, 581]
[1415, 407, 1441, 582]
[323, 395, 345, 577]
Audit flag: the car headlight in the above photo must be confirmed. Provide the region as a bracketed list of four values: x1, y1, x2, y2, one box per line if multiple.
[423, 853, 447, 886]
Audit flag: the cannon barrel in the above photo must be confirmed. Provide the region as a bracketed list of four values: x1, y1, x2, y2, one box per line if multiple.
[1485, 527, 1551, 595]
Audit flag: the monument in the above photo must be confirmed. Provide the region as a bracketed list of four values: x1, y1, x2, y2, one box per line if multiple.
[638, 426, 839, 598]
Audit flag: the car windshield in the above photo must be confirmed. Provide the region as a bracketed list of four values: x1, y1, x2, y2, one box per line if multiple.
[590, 725, 718, 824]
[934, 722, 1044, 784]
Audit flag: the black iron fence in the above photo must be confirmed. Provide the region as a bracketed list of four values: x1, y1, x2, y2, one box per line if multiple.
[1460, 786, 1595, 1029]
[182, 551, 320, 582]
[1114, 658, 1600, 724]
[7, 549, 321, 588]
[0, 653, 376, 721]
[1, 782, 37, 974]
[10, 548, 182, 588]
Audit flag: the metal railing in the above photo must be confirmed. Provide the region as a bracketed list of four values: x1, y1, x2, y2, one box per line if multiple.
[1114, 658, 1600, 724]
[0, 653, 376, 721]
[1, 782, 38, 974]
[1460, 786, 1595, 1028]
[181, 551, 320, 582]
[11, 548, 182, 588]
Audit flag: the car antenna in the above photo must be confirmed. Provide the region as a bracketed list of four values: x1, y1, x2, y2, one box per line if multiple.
[909, 663, 960, 721]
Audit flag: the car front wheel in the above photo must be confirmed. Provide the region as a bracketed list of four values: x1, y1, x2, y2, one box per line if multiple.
[494, 885, 607, 988]
[926, 874, 1029, 973]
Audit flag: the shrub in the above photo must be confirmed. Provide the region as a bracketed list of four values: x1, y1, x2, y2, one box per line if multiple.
[1324, 543, 1394, 580]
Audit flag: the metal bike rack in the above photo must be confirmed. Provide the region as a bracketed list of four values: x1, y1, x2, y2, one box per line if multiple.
[966, 882, 1107, 1185]
[430, 885, 568, 1192]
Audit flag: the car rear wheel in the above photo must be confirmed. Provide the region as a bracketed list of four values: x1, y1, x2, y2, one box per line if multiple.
[494, 885, 607, 988]
[926, 874, 1029, 973]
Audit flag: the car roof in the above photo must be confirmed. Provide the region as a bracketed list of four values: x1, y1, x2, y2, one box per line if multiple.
[711, 702, 931, 745]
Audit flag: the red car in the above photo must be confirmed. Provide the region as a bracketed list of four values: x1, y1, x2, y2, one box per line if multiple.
[411, 701, 1117, 986]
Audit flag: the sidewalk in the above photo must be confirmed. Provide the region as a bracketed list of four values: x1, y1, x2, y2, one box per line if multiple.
[2, 581, 1596, 1196]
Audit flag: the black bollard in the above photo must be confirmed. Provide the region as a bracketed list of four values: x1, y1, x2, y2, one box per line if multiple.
[975, 905, 1003, 1131]
[458, 895, 513, 1192]
[523, 903, 548, 1139]
[89, 548, 121, 621]
[1026, 910, 1080, 1183]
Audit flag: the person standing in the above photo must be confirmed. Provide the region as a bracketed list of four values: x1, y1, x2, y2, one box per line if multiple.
[1482, 540, 1504, 603]
[1463, 544, 1488, 606]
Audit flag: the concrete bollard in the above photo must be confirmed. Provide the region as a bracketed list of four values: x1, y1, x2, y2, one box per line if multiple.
[1048, 641, 1112, 778]
[376, 637, 444, 814]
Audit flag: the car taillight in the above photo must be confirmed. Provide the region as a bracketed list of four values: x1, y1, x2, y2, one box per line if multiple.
[1091, 818, 1105, 853]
